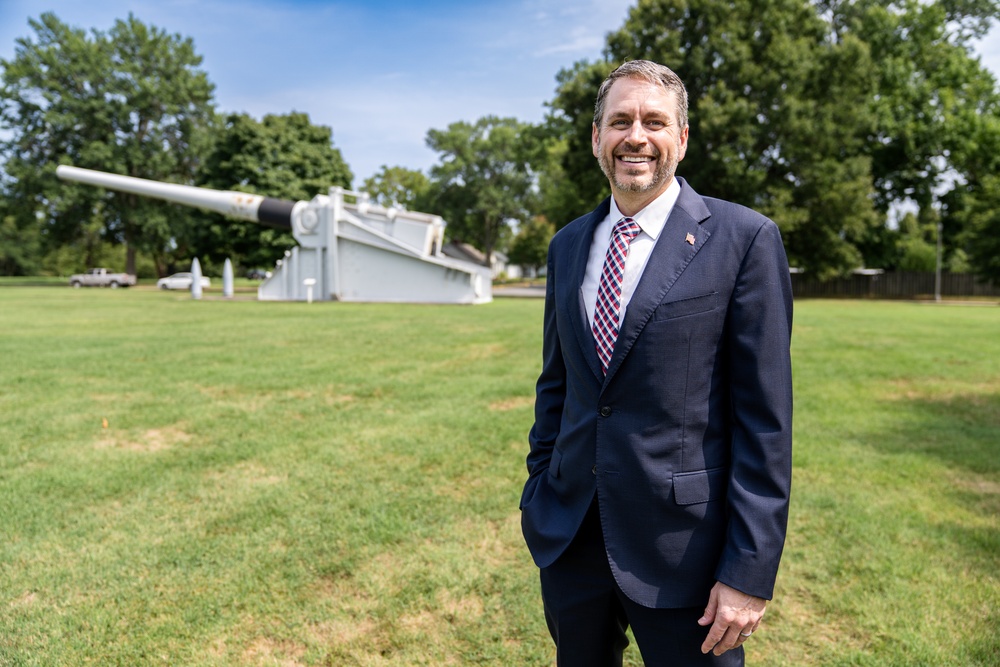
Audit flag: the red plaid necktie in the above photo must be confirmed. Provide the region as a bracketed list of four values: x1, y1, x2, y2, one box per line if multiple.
[593, 217, 641, 375]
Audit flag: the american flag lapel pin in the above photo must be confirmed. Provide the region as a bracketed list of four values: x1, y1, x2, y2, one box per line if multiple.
[685, 232, 695, 245]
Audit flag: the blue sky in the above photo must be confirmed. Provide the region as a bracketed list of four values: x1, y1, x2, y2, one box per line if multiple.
[2, 0, 998, 189]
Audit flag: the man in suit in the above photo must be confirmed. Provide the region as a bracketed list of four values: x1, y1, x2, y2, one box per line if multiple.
[520, 60, 793, 665]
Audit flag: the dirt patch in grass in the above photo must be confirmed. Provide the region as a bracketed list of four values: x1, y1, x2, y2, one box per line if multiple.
[436, 588, 485, 622]
[10, 591, 38, 607]
[468, 343, 507, 361]
[195, 385, 358, 413]
[309, 616, 379, 647]
[953, 474, 1000, 496]
[241, 636, 307, 666]
[478, 514, 524, 565]
[310, 574, 391, 661]
[96, 425, 191, 452]
[322, 390, 355, 406]
[302, 517, 517, 662]
[204, 461, 286, 487]
[489, 396, 534, 411]
[878, 378, 999, 404]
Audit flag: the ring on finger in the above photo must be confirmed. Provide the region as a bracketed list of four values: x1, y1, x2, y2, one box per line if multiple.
[739, 631, 753, 638]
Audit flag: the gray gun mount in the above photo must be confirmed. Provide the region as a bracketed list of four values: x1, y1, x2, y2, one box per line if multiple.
[56, 165, 491, 304]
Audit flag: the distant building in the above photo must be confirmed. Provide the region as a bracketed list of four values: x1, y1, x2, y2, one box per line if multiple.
[441, 242, 523, 280]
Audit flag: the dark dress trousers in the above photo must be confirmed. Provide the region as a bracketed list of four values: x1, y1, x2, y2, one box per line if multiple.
[520, 178, 793, 610]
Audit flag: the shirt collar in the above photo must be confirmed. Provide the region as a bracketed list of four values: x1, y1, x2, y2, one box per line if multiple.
[609, 177, 682, 240]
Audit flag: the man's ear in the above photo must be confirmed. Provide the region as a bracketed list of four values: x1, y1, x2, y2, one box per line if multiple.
[677, 125, 689, 162]
[592, 122, 600, 158]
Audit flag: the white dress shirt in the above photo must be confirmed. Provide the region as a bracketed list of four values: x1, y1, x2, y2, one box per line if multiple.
[582, 178, 682, 328]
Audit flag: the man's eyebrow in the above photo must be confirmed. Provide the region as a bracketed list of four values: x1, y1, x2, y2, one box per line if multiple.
[605, 109, 672, 123]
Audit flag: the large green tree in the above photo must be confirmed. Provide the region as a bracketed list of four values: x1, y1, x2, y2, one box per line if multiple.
[507, 216, 555, 276]
[826, 0, 1000, 273]
[425, 116, 540, 267]
[361, 165, 432, 211]
[946, 173, 1000, 283]
[546, 0, 880, 278]
[0, 12, 216, 276]
[0, 195, 41, 276]
[543, 0, 999, 279]
[541, 61, 616, 226]
[190, 111, 352, 272]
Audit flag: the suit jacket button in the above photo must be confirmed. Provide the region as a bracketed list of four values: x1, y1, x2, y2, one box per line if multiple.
[599, 406, 612, 417]
[592, 465, 598, 475]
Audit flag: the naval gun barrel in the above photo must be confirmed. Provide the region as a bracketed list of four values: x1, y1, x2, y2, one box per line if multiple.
[55, 165, 299, 230]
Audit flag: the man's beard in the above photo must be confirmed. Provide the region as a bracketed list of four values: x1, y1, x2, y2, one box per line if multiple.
[598, 140, 677, 194]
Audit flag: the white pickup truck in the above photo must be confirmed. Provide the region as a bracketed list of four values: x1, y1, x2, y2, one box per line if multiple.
[68, 268, 137, 289]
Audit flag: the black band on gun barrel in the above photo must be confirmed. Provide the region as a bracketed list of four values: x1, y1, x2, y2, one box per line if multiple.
[257, 198, 295, 229]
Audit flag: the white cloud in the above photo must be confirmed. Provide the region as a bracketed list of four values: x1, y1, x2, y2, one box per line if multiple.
[972, 23, 1000, 82]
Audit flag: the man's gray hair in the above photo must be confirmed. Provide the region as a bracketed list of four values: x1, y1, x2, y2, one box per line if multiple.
[593, 60, 688, 130]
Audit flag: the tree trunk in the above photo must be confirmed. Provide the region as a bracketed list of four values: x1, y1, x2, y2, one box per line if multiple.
[483, 217, 495, 271]
[153, 253, 166, 278]
[124, 193, 137, 275]
[126, 243, 137, 276]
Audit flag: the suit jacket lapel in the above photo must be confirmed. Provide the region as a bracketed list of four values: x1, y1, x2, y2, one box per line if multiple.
[566, 198, 610, 381]
[603, 180, 712, 386]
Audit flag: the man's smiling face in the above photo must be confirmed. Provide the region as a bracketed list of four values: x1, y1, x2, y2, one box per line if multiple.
[592, 75, 688, 215]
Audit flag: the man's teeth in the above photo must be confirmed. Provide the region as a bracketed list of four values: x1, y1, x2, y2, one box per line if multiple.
[620, 156, 651, 163]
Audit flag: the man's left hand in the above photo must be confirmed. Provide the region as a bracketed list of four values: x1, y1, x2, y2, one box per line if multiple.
[697, 581, 767, 655]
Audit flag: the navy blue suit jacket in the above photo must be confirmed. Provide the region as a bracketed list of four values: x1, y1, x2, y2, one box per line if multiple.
[520, 178, 793, 609]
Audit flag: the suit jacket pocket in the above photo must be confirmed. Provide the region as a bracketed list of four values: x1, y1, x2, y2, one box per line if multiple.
[548, 446, 563, 479]
[652, 291, 718, 321]
[673, 466, 727, 505]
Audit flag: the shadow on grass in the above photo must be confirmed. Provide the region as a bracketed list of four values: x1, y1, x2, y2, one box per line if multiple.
[876, 390, 999, 477]
[871, 388, 1000, 576]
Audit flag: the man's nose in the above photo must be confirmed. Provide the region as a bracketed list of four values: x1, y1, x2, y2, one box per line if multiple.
[626, 120, 646, 144]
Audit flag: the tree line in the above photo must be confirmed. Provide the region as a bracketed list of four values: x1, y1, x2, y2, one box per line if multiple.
[2, 1, 999, 283]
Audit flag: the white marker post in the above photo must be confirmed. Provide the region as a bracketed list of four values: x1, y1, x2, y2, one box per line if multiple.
[191, 257, 203, 300]
[223, 258, 234, 298]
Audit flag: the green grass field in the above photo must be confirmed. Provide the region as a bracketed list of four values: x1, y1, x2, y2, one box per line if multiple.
[0, 286, 997, 666]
